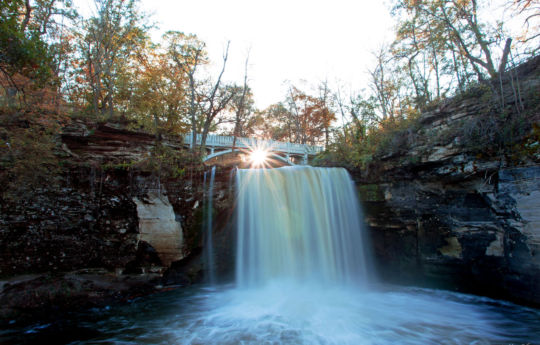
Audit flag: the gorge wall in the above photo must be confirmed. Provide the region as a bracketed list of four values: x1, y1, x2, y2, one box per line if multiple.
[0, 122, 236, 323]
[353, 56, 540, 306]
[1, 57, 539, 324]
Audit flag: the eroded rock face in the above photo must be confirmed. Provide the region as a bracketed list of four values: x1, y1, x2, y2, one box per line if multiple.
[0, 122, 206, 278]
[133, 191, 184, 267]
[160, 166, 237, 286]
[352, 56, 540, 306]
[0, 167, 140, 276]
[0, 122, 215, 323]
[499, 168, 540, 250]
[61, 122, 182, 163]
[359, 166, 540, 306]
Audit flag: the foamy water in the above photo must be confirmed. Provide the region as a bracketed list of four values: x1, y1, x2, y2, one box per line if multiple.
[3, 166, 538, 344]
[26, 282, 534, 345]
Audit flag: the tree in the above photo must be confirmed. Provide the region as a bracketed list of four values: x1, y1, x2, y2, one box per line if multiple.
[197, 42, 240, 154]
[317, 80, 334, 147]
[285, 84, 335, 145]
[130, 40, 190, 137]
[256, 103, 293, 141]
[77, 0, 147, 117]
[166, 31, 207, 150]
[510, 0, 540, 56]
[368, 45, 402, 121]
[232, 52, 251, 151]
[393, 0, 512, 83]
[0, 0, 77, 200]
[392, 7, 444, 105]
[0, 0, 75, 106]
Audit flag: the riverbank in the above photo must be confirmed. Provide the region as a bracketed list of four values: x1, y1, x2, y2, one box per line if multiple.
[0, 269, 166, 327]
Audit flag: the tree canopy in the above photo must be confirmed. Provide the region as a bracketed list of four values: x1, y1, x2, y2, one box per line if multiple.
[0, 0, 537, 177]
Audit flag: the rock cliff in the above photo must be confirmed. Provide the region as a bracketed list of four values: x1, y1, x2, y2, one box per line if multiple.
[1, 57, 538, 325]
[0, 122, 235, 324]
[353, 56, 540, 306]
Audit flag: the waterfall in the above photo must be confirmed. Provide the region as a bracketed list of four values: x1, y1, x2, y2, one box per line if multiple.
[228, 166, 236, 200]
[203, 166, 217, 285]
[235, 166, 369, 287]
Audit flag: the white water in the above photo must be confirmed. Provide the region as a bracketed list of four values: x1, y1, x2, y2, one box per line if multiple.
[203, 166, 216, 285]
[9, 166, 539, 344]
[14, 282, 539, 345]
[235, 166, 369, 287]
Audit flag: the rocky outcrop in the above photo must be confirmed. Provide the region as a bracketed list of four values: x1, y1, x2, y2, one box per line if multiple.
[0, 167, 140, 276]
[0, 269, 160, 326]
[0, 120, 212, 277]
[61, 121, 182, 162]
[0, 122, 216, 324]
[134, 191, 184, 267]
[354, 57, 540, 306]
[358, 165, 540, 305]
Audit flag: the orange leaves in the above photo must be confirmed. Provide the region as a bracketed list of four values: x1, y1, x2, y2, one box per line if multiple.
[286, 85, 336, 145]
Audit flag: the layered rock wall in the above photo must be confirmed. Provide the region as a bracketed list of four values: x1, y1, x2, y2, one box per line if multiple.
[354, 57, 540, 306]
[0, 123, 204, 277]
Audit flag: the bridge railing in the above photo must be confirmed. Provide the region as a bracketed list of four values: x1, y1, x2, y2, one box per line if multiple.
[184, 134, 324, 155]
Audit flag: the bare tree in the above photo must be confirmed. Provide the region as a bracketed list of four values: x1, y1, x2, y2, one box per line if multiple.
[198, 41, 237, 153]
[166, 31, 206, 150]
[369, 45, 401, 121]
[317, 80, 333, 147]
[232, 51, 250, 152]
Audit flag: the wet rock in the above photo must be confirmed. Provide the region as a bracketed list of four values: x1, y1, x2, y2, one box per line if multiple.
[123, 241, 162, 275]
[161, 247, 203, 286]
[0, 272, 159, 326]
[347, 56, 540, 305]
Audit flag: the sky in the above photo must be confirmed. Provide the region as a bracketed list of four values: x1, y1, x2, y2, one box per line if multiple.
[148, 0, 395, 108]
[76, 0, 396, 109]
[74, 0, 526, 109]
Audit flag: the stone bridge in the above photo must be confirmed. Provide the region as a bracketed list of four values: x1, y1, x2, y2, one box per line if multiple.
[184, 134, 324, 165]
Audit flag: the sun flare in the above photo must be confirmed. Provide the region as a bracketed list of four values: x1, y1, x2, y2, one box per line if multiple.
[249, 149, 268, 166]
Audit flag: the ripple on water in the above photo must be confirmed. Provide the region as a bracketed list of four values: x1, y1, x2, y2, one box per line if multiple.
[3, 283, 540, 345]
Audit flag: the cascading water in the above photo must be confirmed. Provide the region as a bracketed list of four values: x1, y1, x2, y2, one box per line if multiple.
[203, 166, 216, 285]
[235, 166, 369, 287]
[8, 167, 540, 344]
[228, 165, 236, 198]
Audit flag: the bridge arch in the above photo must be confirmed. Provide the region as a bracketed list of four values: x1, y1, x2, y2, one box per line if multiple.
[203, 149, 296, 166]
[267, 153, 295, 166]
[185, 133, 323, 166]
[204, 149, 234, 162]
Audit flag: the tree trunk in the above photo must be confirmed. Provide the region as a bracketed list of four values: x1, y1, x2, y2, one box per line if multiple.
[188, 72, 197, 150]
[87, 56, 99, 114]
[200, 120, 212, 155]
[233, 54, 249, 152]
[21, 0, 32, 31]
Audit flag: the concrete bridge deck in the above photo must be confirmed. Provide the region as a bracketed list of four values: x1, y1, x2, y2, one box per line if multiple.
[184, 134, 324, 165]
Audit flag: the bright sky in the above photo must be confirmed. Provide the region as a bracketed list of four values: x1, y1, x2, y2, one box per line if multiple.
[74, 0, 526, 109]
[136, 0, 395, 108]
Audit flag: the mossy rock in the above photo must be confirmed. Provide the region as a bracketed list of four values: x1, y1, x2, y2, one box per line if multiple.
[357, 184, 385, 202]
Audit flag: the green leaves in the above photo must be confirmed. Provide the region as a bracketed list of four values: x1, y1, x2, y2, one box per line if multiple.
[77, 0, 149, 117]
[0, 0, 53, 86]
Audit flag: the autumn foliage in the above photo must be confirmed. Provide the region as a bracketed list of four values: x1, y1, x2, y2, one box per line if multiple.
[0, 0, 538, 193]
